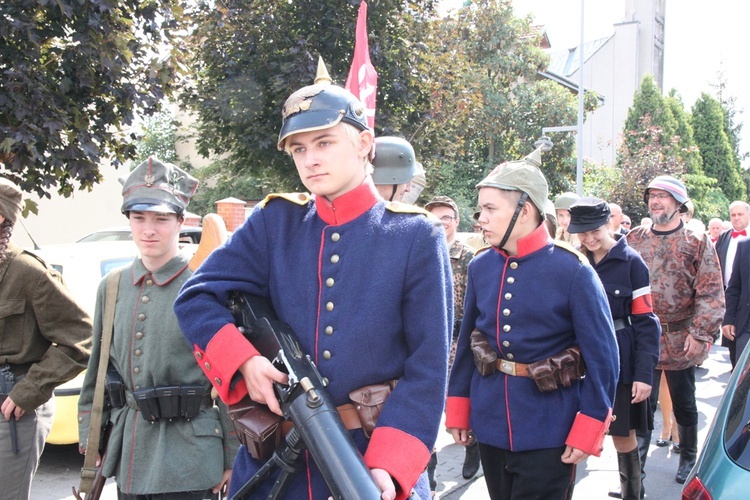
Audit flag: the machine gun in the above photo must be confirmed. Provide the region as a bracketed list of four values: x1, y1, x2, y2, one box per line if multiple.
[228, 292, 381, 500]
[0, 365, 19, 454]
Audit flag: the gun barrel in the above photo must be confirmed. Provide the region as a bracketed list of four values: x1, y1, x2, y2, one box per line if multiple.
[288, 391, 381, 500]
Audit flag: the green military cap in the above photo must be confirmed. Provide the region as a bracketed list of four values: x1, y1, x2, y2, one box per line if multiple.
[554, 192, 581, 211]
[120, 157, 198, 215]
[476, 148, 549, 217]
[425, 195, 459, 215]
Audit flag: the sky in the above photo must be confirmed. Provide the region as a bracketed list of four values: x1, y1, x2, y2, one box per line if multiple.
[440, 0, 750, 164]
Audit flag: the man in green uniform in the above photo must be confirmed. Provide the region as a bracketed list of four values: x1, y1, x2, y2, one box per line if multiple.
[78, 158, 238, 499]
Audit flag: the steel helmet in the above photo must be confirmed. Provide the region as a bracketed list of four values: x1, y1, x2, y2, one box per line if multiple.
[554, 192, 581, 211]
[643, 175, 689, 213]
[277, 58, 370, 150]
[372, 137, 417, 185]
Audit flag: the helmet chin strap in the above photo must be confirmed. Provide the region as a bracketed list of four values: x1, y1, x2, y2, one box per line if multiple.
[388, 184, 398, 202]
[497, 193, 529, 251]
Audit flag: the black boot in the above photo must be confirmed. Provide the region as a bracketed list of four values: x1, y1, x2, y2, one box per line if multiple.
[462, 439, 481, 479]
[609, 432, 649, 498]
[675, 424, 698, 484]
[427, 451, 437, 492]
[617, 448, 643, 500]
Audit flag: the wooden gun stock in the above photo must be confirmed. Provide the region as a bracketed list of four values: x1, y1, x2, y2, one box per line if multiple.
[189, 213, 229, 272]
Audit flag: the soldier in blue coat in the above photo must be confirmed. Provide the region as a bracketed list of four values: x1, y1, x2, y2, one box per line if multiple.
[446, 150, 619, 499]
[174, 61, 452, 500]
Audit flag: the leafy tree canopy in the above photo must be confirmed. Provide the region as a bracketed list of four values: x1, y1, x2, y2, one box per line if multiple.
[0, 0, 186, 203]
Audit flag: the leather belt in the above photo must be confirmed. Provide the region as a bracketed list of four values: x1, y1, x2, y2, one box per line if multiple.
[661, 317, 692, 333]
[613, 317, 632, 331]
[281, 403, 362, 435]
[494, 358, 530, 377]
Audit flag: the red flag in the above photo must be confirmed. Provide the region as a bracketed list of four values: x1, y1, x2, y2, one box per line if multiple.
[345, 1, 378, 129]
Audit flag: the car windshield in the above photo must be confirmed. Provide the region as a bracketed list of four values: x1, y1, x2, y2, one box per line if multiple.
[724, 357, 750, 470]
[77, 231, 132, 242]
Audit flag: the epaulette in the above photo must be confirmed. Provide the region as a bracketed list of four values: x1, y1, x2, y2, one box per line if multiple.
[258, 192, 311, 208]
[474, 245, 492, 256]
[22, 248, 49, 268]
[385, 201, 434, 219]
[552, 240, 588, 265]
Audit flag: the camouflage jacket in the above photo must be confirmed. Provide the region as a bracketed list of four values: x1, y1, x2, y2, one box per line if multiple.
[626, 224, 725, 370]
[449, 238, 475, 322]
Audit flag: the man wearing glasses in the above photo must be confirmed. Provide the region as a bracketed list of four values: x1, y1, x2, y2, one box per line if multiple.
[625, 175, 724, 491]
[424, 196, 479, 489]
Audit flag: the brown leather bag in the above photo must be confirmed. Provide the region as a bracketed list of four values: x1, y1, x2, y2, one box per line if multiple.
[228, 398, 283, 460]
[470, 330, 498, 376]
[349, 380, 397, 438]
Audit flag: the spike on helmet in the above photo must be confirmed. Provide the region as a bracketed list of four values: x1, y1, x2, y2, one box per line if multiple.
[643, 175, 689, 213]
[277, 57, 370, 150]
[372, 137, 417, 185]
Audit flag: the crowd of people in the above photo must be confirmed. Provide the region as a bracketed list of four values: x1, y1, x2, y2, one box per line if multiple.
[2, 59, 746, 500]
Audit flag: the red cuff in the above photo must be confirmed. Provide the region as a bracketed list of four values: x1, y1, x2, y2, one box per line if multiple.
[565, 410, 612, 457]
[445, 396, 471, 430]
[197, 324, 260, 404]
[364, 427, 431, 500]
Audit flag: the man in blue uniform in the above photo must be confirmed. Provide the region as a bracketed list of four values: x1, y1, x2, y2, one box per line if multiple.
[446, 150, 619, 499]
[174, 62, 452, 500]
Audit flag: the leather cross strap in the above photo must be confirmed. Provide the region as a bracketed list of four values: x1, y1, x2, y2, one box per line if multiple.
[78, 269, 121, 494]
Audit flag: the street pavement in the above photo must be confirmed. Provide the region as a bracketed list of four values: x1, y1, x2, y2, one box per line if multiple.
[32, 346, 731, 499]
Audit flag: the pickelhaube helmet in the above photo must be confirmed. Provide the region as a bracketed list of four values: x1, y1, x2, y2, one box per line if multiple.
[277, 57, 371, 150]
[372, 136, 418, 185]
[476, 146, 549, 217]
[643, 175, 689, 213]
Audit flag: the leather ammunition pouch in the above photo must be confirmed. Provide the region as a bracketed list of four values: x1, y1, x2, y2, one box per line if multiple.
[348, 380, 397, 439]
[526, 346, 586, 393]
[228, 399, 283, 461]
[470, 330, 498, 376]
[132, 385, 212, 421]
[105, 367, 126, 409]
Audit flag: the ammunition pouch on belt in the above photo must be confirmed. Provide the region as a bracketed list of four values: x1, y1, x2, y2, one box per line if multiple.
[132, 385, 212, 422]
[229, 379, 398, 460]
[470, 330, 498, 376]
[470, 330, 586, 393]
[525, 346, 586, 392]
[105, 367, 126, 409]
[348, 380, 397, 439]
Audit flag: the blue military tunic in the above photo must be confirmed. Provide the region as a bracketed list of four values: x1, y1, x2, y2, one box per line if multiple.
[586, 235, 660, 386]
[446, 225, 618, 454]
[174, 180, 452, 499]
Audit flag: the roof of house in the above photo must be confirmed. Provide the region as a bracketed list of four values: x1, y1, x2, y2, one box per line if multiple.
[545, 35, 612, 77]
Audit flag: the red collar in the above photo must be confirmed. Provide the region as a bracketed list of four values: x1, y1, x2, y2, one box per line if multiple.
[314, 178, 379, 226]
[516, 224, 552, 257]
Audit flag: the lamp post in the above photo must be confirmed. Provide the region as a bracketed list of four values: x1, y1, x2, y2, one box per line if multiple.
[576, 0, 585, 196]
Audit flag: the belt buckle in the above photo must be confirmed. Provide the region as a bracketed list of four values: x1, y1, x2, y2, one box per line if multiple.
[661, 323, 669, 333]
[499, 360, 517, 376]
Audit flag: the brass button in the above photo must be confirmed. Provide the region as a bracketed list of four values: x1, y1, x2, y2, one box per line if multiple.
[331, 254, 340, 264]
[510, 262, 518, 269]
[141, 296, 150, 303]
[326, 302, 334, 312]
[78, 416, 83, 423]
[204, 362, 211, 371]
[134, 385, 140, 390]
[615, 290, 620, 295]
[195, 351, 203, 359]
[502, 341, 510, 347]
[146, 279, 153, 286]
[503, 325, 511, 332]
[322, 377, 329, 385]
[331, 233, 341, 242]
[214, 377, 222, 386]
[323, 350, 332, 360]
[507, 277, 515, 284]
[134, 367, 141, 374]
[325, 326, 333, 335]
[135, 349, 142, 356]
[138, 314, 146, 321]
[215, 428, 220, 435]
[504, 293, 512, 300]
[136, 332, 144, 340]
[326, 278, 335, 288]
[503, 309, 510, 316]
[507, 353, 514, 360]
